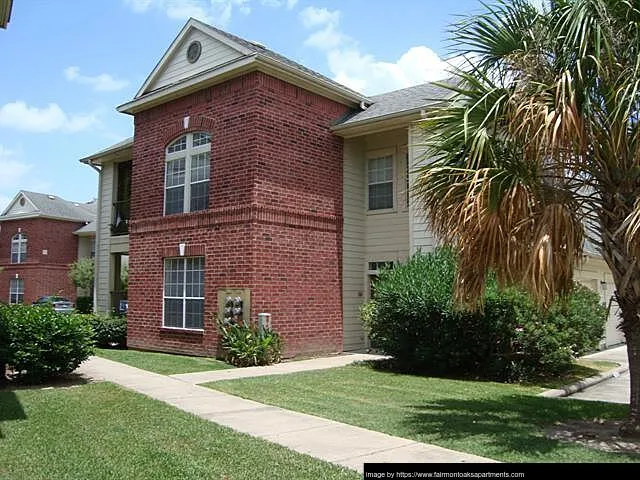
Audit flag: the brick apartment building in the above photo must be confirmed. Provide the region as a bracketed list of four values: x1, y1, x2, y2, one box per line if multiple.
[0, 191, 96, 305]
[81, 18, 625, 358]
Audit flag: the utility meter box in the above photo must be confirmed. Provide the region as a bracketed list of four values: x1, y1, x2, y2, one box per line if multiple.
[217, 288, 251, 326]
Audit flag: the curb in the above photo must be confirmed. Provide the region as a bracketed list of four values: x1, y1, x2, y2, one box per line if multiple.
[538, 364, 629, 398]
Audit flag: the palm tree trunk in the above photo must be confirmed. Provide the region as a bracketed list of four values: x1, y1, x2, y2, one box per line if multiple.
[602, 232, 640, 437]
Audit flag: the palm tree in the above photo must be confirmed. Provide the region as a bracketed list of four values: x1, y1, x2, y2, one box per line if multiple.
[414, 0, 640, 436]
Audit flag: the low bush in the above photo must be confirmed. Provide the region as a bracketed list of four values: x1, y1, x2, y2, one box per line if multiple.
[75, 296, 93, 314]
[87, 314, 127, 348]
[0, 311, 9, 383]
[218, 321, 282, 367]
[0, 304, 95, 383]
[362, 248, 607, 382]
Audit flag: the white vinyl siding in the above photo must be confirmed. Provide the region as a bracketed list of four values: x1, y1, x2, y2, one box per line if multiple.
[574, 256, 625, 348]
[408, 124, 438, 254]
[9, 278, 24, 304]
[10, 232, 27, 264]
[148, 29, 243, 92]
[163, 257, 205, 330]
[165, 133, 211, 215]
[342, 130, 411, 351]
[342, 138, 367, 351]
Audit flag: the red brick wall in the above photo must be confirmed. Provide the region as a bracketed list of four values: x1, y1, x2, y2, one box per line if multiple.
[128, 71, 348, 357]
[0, 218, 83, 303]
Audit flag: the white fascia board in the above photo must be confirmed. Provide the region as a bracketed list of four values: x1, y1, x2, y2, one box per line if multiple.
[118, 55, 257, 115]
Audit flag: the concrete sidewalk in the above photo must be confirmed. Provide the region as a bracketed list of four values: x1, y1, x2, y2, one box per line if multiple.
[539, 345, 630, 402]
[567, 345, 630, 404]
[78, 356, 496, 472]
[170, 352, 386, 384]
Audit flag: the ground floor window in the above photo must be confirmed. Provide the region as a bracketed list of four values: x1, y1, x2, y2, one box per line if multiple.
[9, 278, 24, 304]
[163, 257, 204, 329]
[367, 261, 394, 299]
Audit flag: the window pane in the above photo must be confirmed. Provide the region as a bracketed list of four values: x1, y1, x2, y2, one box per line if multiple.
[190, 181, 209, 212]
[185, 299, 204, 329]
[165, 186, 185, 215]
[164, 299, 183, 328]
[185, 257, 204, 298]
[9, 279, 24, 305]
[11, 252, 19, 264]
[163, 257, 204, 329]
[369, 182, 393, 210]
[167, 135, 187, 153]
[368, 156, 393, 184]
[164, 260, 184, 298]
[192, 132, 211, 147]
[166, 158, 185, 187]
[190, 153, 210, 182]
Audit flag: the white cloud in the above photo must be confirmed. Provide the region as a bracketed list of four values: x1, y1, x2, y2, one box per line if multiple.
[0, 146, 31, 190]
[299, 6, 339, 29]
[0, 146, 51, 212]
[300, 7, 451, 95]
[123, 0, 296, 26]
[64, 66, 129, 92]
[124, 0, 153, 11]
[0, 102, 98, 133]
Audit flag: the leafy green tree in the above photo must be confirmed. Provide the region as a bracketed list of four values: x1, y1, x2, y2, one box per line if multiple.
[414, 0, 640, 435]
[68, 257, 95, 294]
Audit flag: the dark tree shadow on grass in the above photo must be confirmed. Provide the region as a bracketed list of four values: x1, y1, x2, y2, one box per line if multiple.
[0, 390, 26, 439]
[403, 394, 637, 460]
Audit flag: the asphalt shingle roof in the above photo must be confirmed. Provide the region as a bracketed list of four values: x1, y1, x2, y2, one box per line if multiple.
[200, 21, 366, 102]
[2, 190, 97, 222]
[335, 81, 454, 127]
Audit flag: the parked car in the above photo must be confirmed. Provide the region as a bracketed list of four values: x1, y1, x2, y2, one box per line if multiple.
[32, 296, 75, 313]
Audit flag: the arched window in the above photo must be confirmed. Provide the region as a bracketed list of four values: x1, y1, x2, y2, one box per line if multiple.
[165, 132, 211, 215]
[11, 232, 27, 264]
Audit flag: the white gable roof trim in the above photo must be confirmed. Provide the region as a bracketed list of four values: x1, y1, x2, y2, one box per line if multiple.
[120, 18, 366, 115]
[135, 18, 254, 99]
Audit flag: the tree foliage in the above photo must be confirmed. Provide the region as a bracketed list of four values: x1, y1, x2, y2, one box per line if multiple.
[68, 257, 95, 292]
[414, 0, 640, 434]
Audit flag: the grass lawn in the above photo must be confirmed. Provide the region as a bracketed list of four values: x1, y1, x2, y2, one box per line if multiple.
[95, 348, 233, 375]
[205, 362, 638, 463]
[0, 382, 358, 480]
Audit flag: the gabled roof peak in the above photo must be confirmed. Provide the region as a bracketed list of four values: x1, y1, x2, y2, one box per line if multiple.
[120, 17, 366, 114]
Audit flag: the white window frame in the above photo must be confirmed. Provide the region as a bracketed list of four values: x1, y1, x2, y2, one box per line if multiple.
[164, 132, 211, 215]
[366, 150, 395, 213]
[10, 232, 27, 264]
[9, 278, 24, 304]
[162, 256, 205, 331]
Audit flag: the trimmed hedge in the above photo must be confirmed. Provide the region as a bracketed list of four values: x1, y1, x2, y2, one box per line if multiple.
[0, 304, 95, 383]
[86, 314, 127, 348]
[75, 296, 93, 314]
[362, 248, 607, 382]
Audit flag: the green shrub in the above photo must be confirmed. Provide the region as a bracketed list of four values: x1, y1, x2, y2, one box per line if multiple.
[0, 311, 9, 383]
[87, 314, 127, 348]
[0, 305, 94, 383]
[362, 249, 607, 382]
[218, 321, 282, 367]
[76, 296, 93, 314]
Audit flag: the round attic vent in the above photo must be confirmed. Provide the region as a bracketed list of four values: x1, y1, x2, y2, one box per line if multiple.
[186, 41, 202, 64]
[19, 197, 25, 206]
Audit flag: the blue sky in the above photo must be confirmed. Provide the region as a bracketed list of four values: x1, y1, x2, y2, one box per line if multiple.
[0, 0, 521, 211]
